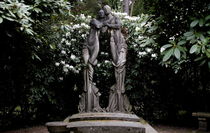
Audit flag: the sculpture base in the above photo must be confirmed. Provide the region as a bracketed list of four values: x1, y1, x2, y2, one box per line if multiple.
[46, 112, 158, 133]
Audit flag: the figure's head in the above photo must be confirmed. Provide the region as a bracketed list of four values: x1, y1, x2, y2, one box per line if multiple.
[98, 9, 105, 18]
[103, 5, 111, 15]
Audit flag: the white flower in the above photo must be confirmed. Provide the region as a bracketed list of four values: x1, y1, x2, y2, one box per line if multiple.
[80, 14, 86, 19]
[97, 63, 101, 67]
[135, 27, 140, 31]
[70, 54, 76, 60]
[151, 53, 157, 58]
[66, 32, 70, 37]
[113, 12, 127, 17]
[105, 60, 110, 64]
[169, 36, 175, 40]
[138, 36, 144, 40]
[81, 34, 86, 38]
[146, 48, 152, 53]
[140, 21, 146, 27]
[55, 62, 60, 66]
[81, 23, 90, 29]
[124, 16, 140, 21]
[59, 77, 63, 81]
[145, 22, 152, 27]
[61, 38, 65, 43]
[66, 42, 71, 46]
[65, 64, 70, 68]
[69, 65, 74, 69]
[71, 39, 76, 42]
[75, 70, 79, 73]
[63, 67, 68, 73]
[73, 24, 80, 29]
[61, 50, 66, 55]
[138, 51, 147, 56]
[61, 61, 65, 65]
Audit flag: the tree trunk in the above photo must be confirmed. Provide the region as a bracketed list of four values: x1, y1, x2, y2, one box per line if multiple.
[130, 0, 135, 16]
[123, 0, 130, 15]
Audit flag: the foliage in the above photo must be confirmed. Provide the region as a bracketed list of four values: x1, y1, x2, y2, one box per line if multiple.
[0, 0, 73, 130]
[161, 15, 210, 70]
[0, 0, 71, 35]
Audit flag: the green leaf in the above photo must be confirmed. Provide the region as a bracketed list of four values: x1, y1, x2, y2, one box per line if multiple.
[205, 49, 210, 58]
[194, 56, 204, 61]
[0, 17, 3, 23]
[35, 54, 41, 61]
[190, 19, 199, 27]
[2, 16, 15, 21]
[163, 48, 173, 62]
[174, 48, 180, 59]
[205, 15, 210, 21]
[190, 45, 198, 54]
[199, 60, 206, 66]
[208, 61, 210, 69]
[177, 40, 186, 45]
[25, 28, 34, 35]
[160, 44, 173, 52]
[169, 40, 176, 45]
[199, 19, 204, 27]
[186, 35, 195, 40]
[199, 34, 205, 42]
[34, 8, 42, 13]
[50, 44, 56, 49]
[184, 31, 193, 37]
[177, 45, 186, 53]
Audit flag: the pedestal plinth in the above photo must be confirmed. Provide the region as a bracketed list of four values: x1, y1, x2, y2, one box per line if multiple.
[46, 112, 158, 133]
[65, 112, 157, 133]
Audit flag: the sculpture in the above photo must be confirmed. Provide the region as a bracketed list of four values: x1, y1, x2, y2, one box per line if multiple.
[79, 5, 132, 113]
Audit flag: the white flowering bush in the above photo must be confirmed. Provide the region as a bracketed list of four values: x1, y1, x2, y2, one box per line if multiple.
[54, 14, 91, 76]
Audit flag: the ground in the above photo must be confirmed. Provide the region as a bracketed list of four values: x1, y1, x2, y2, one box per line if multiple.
[2, 125, 209, 133]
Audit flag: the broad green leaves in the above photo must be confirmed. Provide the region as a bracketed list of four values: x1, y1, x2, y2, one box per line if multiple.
[163, 48, 173, 62]
[161, 14, 210, 70]
[161, 41, 186, 61]
[174, 48, 180, 59]
[190, 19, 199, 27]
[0, 0, 71, 36]
[190, 45, 198, 54]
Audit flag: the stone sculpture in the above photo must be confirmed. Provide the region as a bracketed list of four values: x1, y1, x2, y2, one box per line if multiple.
[79, 5, 132, 113]
[46, 5, 158, 133]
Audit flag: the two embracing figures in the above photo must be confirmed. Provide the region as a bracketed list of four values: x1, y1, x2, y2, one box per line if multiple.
[79, 5, 132, 113]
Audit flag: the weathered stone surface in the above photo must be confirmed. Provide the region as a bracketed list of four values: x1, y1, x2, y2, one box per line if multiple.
[67, 120, 145, 133]
[65, 112, 158, 133]
[46, 122, 69, 133]
[66, 112, 140, 122]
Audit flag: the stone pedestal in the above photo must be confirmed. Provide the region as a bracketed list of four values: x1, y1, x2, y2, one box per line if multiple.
[67, 113, 158, 133]
[46, 113, 158, 133]
[66, 113, 145, 133]
[46, 122, 69, 133]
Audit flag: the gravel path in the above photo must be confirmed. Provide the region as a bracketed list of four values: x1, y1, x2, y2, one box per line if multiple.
[0, 125, 208, 133]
